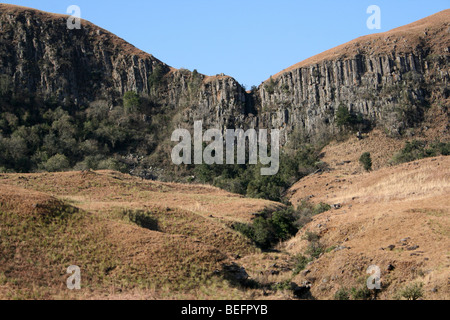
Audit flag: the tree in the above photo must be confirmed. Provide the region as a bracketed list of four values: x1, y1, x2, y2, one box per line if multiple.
[42, 154, 70, 172]
[123, 91, 140, 113]
[265, 77, 276, 95]
[359, 152, 372, 172]
[335, 104, 352, 128]
[148, 64, 165, 92]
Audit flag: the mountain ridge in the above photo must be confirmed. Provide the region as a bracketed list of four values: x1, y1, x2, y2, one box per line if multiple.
[271, 9, 450, 81]
[0, 4, 449, 300]
[0, 4, 448, 173]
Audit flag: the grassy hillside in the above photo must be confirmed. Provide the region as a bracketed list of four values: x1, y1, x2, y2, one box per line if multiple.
[0, 152, 448, 300]
[0, 171, 289, 299]
[286, 156, 449, 300]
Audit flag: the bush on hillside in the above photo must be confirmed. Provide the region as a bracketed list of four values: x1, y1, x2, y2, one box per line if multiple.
[359, 152, 373, 171]
[390, 140, 450, 165]
[232, 206, 300, 250]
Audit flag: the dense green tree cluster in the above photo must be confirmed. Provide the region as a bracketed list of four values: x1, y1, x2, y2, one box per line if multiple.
[0, 91, 170, 174]
[335, 103, 370, 132]
[232, 201, 332, 250]
[194, 144, 325, 202]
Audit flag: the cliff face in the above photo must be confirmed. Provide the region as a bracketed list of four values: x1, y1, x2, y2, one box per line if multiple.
[0, 4, 249, 131]
[0, 4, 449, 146]
[0, 4, 165, 104]
[256, 10, 450, 141]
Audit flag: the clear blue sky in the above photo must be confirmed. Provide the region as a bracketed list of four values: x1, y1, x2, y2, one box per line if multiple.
[5, 0, 449, 87]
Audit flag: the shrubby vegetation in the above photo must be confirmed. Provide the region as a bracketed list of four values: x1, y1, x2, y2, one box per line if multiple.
[335, 103, 370, 132]
[395, 282, 424, 300]
[390, 140, 450, 165]
[0, 90, 174, 175]
[292, 254, 313, 276]
[359, 152, 372, 171]
[232, 207, 299, 249]
[264, 77, 276, 95]
[195, 144, 325, 202]
[232, 201, 331, 250]
[334, 279, 377, 300]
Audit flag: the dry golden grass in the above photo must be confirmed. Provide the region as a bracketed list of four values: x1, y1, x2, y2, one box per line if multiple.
[286, 156, 450, 300]
[0, 170, 280, 224]
[0, 170, 285, 300]
[0, 184, 240, 300]
[1, 155, 448, 300]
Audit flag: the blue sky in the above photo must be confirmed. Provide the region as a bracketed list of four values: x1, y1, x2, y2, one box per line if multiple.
[5, 1, 449, 87]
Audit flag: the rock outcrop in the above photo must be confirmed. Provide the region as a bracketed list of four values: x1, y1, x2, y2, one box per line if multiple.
[256, 10, 449, 140]
[0, 4, 448, 145]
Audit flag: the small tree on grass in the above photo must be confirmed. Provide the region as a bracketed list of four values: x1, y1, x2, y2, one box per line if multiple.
[359, 152, 372, 172]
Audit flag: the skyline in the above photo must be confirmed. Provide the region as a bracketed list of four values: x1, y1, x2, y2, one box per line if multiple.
[3, 1, 450, 87]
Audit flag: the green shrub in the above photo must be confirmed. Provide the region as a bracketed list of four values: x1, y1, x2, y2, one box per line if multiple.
[42, 154, 70, 172]
[334, 288, 351, 300]
[123, 91, 141, 113]
[303, 231, 320, 242]
[335, 104, 352, 128]
[391, 140, 426, 164]
[97, 158, 128, 172]
[359, 152, 373, 171]
[396, 282, 424, 300]
[252, 217, 275, 249]
[232, 222, 254, 240]
[0, 82, 174, 175]
[195, 144, 323, 202]
[391, 140, 450, 165]
[270, 208, 299, 241]
[148, 64, 165, 90]
[350, 286, 372, 300]
[313, 202, 332, 215]
[188, 69, 202, 96]
[305, 241, 324, 259]
[292, 254, 313, 276]
[430, 141, 450, 156]
[265, 77, 276, 95]
[271, 280, 292, 291]
[325, 245, 337, 253]
[335, 104, 369, 131]
[233, 207, 300, 250]
[294, 201, 330, 228]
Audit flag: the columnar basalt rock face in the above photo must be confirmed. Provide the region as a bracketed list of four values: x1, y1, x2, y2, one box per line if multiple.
[256, 13, 450, 140]
[162, 72, 250, 130]
[0, 5, 164, 104]
[0, 5, 250, 131]
[0, 4, 449, 146]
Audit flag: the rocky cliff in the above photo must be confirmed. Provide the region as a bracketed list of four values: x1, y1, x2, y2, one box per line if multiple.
[256, 10, 449, 141]
[0, 4, 449, 146]
[0, 4, 165, 104]
[0, 4, 248, 126]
